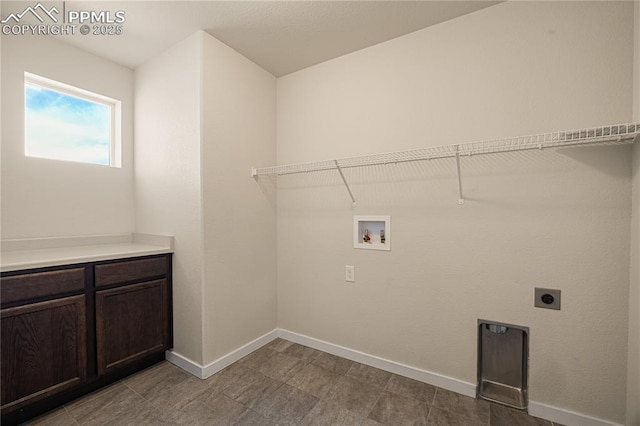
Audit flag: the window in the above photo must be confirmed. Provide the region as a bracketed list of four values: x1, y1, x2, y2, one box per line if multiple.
[24, 72, 121, 167]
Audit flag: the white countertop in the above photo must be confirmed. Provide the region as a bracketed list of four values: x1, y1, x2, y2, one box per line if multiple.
[1, 233, 174, 272]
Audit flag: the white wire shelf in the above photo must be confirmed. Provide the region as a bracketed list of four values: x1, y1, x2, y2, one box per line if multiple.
[251, 122, 639, 205]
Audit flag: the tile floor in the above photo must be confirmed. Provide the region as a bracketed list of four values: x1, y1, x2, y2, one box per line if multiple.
[26, 338, 564, 426]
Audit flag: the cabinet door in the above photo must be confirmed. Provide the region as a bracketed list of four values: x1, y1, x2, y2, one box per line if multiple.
[1, 295, 87, 413]
[95, 279, 168, 375]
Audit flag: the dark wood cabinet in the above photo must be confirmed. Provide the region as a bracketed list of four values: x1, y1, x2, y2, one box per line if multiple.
[1, 268, 85, 305]
[96, 279, 169, 375]
[95, 256, 167, 288]
[1, 295, 86, 413]
[0, 253, 172, 425]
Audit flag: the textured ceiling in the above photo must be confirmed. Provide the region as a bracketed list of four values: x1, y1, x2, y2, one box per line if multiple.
[1, 1, 499, 76]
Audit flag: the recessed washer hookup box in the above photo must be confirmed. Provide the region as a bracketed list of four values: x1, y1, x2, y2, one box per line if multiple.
[477, 320, 529, 410]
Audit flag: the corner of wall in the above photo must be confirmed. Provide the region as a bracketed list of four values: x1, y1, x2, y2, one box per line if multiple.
[630, 142, 640, 426]
[133, 31, 205, 365]
[635, 2, 640, 123]
[199, 31, 278, 366]
[627, 4, 640, 425]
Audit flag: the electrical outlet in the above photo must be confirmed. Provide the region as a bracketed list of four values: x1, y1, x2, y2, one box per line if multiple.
[345, 265, 355, 282]
[534, 288, 561, 310]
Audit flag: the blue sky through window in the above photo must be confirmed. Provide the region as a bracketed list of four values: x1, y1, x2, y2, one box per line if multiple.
[25, 83, 111, 166]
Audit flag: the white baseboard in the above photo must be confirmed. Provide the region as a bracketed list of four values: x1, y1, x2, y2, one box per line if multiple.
[277, 328, 476, 398]
[167, 328, 623, 426]
[529, 401, 624, 426]
[165, 350, 203, 378]
[165, 328, 279, 379]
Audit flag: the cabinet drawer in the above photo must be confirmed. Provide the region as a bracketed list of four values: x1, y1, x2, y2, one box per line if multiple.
[94, 257, 167, 288]
[1, 268, 85, 306]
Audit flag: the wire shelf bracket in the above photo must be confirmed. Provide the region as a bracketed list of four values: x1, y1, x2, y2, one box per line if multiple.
[334, 160, 357, 207]
[251, 122, 639, 204]
[455, 145, 464, 205]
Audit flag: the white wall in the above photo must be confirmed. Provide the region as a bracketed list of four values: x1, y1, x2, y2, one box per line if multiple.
[201, 33, 277, 364]
[134, 33, 204, 365]
[630, 139, 639, 426]
[134, 31, 278, 368]
[1, 36, 134, 239]
[277, 2, 633, 423]
[628, 3, 640, 425]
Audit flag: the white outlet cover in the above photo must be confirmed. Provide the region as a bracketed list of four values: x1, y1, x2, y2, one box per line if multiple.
[345, 265, 355, 282]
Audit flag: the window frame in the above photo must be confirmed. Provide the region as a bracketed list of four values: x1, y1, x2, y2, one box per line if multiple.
[24, 72, 122, 168]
